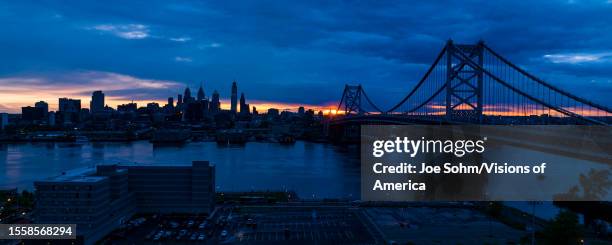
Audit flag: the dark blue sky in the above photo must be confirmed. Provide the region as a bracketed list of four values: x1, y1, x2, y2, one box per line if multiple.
[1, 0, 611, 112]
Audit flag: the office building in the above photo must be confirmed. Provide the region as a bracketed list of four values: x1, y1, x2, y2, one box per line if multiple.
[48, 111, 56, 126]
[183, 87, 193, 103]
[239, 93, 250, 116]
[0, 113, 8, 130]
[58, 98, 81, 124]
[197, 84, 205, 101]
[90, 91, 105, 114]
[184, 102, 204, 121]
[117, 103, 137, 113]
[210, 90, 220, 113]
[177, 94, 183, 107]
[59, 98, 81, 113]
[35, 101, 49, 116]
[146, 102, 160, 112]
[34, 161, 215, 245]
[167, 97, 174, 108]
[267, 108, 279, 116]
[21, 106, 45, 122]
[230, 81, 237, 113]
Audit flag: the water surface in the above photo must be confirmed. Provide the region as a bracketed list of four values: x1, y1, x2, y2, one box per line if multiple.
[0, 141, 361, 199]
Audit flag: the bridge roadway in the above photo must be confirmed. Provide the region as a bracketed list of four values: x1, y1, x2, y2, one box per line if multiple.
[327, 116, 611, 165]
[328, 114, 449, 125]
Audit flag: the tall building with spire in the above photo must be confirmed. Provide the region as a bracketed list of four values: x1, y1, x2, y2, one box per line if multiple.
[211, 90, 220, 113]
[184, 87, 192, 103]
[230, 81, 237, 113]
[197, 83, 205, 101]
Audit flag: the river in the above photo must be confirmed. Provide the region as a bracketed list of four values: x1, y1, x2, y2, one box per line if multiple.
[0, 141, 361, 199]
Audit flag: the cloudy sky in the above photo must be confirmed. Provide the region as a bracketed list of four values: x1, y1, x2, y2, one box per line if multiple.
[0, 0, 611, 113]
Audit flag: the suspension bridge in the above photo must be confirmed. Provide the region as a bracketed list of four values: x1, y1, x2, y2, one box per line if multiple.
[331, 40, 611, 127]
[326, 40, 612, 143]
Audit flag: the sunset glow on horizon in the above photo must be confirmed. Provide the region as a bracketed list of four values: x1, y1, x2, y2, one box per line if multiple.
[0, 94, 334, 115]
[0, 71, 336, 114]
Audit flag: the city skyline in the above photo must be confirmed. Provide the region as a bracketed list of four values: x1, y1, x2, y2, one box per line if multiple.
[2, 80, 332, 114]
[1, 1, 612, 113]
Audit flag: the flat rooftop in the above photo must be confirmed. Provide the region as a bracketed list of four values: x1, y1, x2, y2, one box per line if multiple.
[36, 166, 101, 183]
[36, 161, 212, 184]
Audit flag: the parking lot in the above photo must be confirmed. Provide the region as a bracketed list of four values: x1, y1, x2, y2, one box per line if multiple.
[100, 212, 220, 244]
[365, 206, 528, 245]
[99, 205, 377, 244]
[230, 206, 376, 244]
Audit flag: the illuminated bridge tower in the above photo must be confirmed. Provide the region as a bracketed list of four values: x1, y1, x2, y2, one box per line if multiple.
[445, 40, 484, 123]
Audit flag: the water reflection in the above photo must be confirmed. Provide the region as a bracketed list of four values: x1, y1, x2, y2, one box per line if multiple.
[0, 141, 360, 199]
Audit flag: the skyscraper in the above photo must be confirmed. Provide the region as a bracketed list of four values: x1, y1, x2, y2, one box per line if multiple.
[211, 90, 220, 113]
[167, 97, 174, 107]
[177, 94, 183, 106]
[59, 98, 81, 113]
[197, 83, 205, 101]
[58, 98, 81, 123]
[90, 91, 105, 113]
[239, 93, 250, 115]
[35, 101, 49, 116]
[230, 81, 237, 113]
[184, 87, 192, 103]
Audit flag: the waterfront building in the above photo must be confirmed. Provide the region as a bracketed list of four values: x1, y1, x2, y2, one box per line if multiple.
[34, 161, 215, 245]
[59, 98, 81, 113]
[90, 91, 105, 114]
[21, 106, 45, 122]
[48, 111, 55, 126]
[231, 81, 238, 113]
[58, 98, 81, 124]
[0, 113, 8, 130]
[35, 101, 49, 116]
[184, 102, 204, 121]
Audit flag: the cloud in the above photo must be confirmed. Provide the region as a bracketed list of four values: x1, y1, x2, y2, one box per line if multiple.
[198, 42, 222, 49]
[90, 24, 149, 40]
[0, 71, 183, 112]
[169, 36, 191, 42]
[543, 52, 612, 64]
[1, 1, 612, 109]
[174, 56, 192, 62]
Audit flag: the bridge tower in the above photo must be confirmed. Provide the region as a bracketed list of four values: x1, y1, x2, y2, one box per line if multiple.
[445, 40, 484, 123]
[339, 85, 364, 115]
